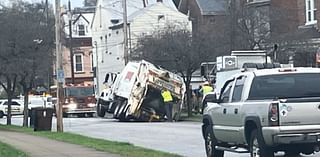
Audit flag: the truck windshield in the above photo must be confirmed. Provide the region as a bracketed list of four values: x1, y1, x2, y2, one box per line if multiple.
[248, 73, 320, 100]
[65, 87, 94, 97]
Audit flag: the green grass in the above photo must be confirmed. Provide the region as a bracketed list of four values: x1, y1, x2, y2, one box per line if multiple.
[180, 112, 202, 122]
[0, 141, 29, 157]
[0, 125, 182, 157]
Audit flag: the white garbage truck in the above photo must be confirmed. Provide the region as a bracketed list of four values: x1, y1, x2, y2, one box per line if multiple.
[96, 60, 186, 121]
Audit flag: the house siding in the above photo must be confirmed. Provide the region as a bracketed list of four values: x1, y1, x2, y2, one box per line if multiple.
[129, 3, 191, 47]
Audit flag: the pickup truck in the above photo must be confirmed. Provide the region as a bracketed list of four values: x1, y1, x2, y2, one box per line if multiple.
[202, 67, 320, 157]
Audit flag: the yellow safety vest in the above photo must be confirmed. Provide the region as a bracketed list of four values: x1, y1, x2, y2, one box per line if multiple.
[202, 85, 213, 95]
[161, 90, 173, 102]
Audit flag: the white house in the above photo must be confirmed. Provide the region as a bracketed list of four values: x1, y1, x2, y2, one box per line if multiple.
[91, 0, 179, 95]
[110, 2, 191, 51]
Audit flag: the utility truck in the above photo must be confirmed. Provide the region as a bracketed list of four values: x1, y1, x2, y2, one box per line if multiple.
[201, 50, 275, 94]
[96, 60, 186, 121]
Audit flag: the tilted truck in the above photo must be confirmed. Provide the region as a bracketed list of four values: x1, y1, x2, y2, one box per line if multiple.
[96, 60, 186, 121]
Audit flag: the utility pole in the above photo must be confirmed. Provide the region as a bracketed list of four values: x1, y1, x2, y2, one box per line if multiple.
[230, 0, 235, 51]
[55, 0, 64, 132]
[122, 0, 129, 65]
[68, 0, 75, 84]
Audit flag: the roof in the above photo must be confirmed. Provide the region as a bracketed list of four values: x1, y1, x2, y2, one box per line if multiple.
[109, 2, 181, 29]
[195, 0, 226, 15]
[97, 0, 177, 22]
[252, 67, 320, 76]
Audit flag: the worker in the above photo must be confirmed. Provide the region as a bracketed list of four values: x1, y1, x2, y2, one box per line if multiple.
[200, 81, 213, 96]
[161, 88, 173, 122]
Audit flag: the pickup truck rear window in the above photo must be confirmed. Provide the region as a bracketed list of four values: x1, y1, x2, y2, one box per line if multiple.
[248, 73, 320, 100]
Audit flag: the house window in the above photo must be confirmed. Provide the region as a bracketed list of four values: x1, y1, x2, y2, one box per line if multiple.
[305, 0, 317, 25]
[78, 25, 85, 36]
[74, 54, 83, 72]
[90, 53, 94, 72]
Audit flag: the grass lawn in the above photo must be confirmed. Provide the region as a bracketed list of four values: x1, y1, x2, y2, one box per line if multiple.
[0, 124, 182, 157]
[180, 112, 202, 122]
[0, 141, 29, 157]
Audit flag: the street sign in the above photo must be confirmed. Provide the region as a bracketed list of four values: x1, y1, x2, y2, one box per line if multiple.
[57, 70, 65, 83]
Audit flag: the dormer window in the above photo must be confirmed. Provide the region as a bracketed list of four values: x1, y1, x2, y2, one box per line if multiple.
[78, 24, 85, 36]
[305, 0, 317, 25]
[158, 15, 165, 21]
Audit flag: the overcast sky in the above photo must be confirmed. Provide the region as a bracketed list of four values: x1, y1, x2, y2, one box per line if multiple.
[17, 0, 83, 8]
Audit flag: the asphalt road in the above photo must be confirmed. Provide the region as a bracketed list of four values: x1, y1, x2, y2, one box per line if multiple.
[1, 116, 320, 157]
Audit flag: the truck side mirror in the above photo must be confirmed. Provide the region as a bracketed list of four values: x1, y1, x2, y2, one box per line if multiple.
[202, 93, 218, 114]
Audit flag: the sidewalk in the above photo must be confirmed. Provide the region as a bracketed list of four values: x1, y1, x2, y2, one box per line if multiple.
[0, 130, 122, 157]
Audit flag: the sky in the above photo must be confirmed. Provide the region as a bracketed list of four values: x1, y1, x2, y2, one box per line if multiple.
[2, 0, 84, 8]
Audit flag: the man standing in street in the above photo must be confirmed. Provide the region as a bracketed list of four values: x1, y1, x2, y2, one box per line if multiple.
[161, 88, 173, 122]
[200, 81, 213, 96]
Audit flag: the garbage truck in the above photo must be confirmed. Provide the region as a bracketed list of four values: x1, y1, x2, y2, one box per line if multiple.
[96, 60, 186, 121]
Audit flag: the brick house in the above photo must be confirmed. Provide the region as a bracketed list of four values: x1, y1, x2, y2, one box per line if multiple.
[61, 9, 95, 85]
[270, 0, 320, 66]
[178, 0, 230, 57]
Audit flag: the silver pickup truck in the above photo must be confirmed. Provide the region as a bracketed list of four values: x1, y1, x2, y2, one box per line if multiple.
[202, 67, 320, 157]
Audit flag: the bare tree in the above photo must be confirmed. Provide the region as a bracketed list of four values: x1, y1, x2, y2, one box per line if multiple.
[0, 1, 54, 126]
[229, 0, 271, 50]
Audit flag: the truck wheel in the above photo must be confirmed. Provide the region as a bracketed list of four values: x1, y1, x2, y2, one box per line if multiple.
[250, 130, 274, 157]
[118, 100, 128, 121]
[97, 103, 106, 117]
[113, 104, 121, 119]
[0, 111, 4, 118]
[204, 125, 224, 157]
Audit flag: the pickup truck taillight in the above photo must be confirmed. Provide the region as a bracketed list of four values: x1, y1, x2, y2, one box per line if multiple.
[268, 103, 279, 126]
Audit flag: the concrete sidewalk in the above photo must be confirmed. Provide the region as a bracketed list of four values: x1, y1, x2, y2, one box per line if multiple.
[0, 130, 122, 157]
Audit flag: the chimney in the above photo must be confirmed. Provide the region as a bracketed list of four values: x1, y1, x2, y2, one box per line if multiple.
[157, 0, 163, 2]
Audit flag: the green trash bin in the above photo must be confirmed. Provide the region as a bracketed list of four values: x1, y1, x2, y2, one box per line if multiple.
[33, 108, 54, 131]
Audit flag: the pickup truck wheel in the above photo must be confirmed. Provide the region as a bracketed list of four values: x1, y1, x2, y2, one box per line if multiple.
[250, 130, 274, 157]
[204, 125, 224, 157]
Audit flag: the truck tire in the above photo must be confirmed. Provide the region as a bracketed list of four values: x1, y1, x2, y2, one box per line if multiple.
[113, 104, 121, 119]
[204, 125, 224, 157]
[97, 102, 106, 117]
[118, 100, 128, 121]
[0, 111, 4, 118]
[250, 130, 274, 157]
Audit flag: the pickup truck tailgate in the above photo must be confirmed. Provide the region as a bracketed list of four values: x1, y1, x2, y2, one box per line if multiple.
[279, 98, 320, 126]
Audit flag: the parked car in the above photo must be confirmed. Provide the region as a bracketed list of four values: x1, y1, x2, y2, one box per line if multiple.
[0, 99, 24, 118]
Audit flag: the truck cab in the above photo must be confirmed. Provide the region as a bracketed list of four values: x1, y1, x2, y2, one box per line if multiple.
[62, 84, 96, 117]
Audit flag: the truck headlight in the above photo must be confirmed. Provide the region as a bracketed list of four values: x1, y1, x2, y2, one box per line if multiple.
[66, 103, 77, 110]
[87, 103, 96, 108]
